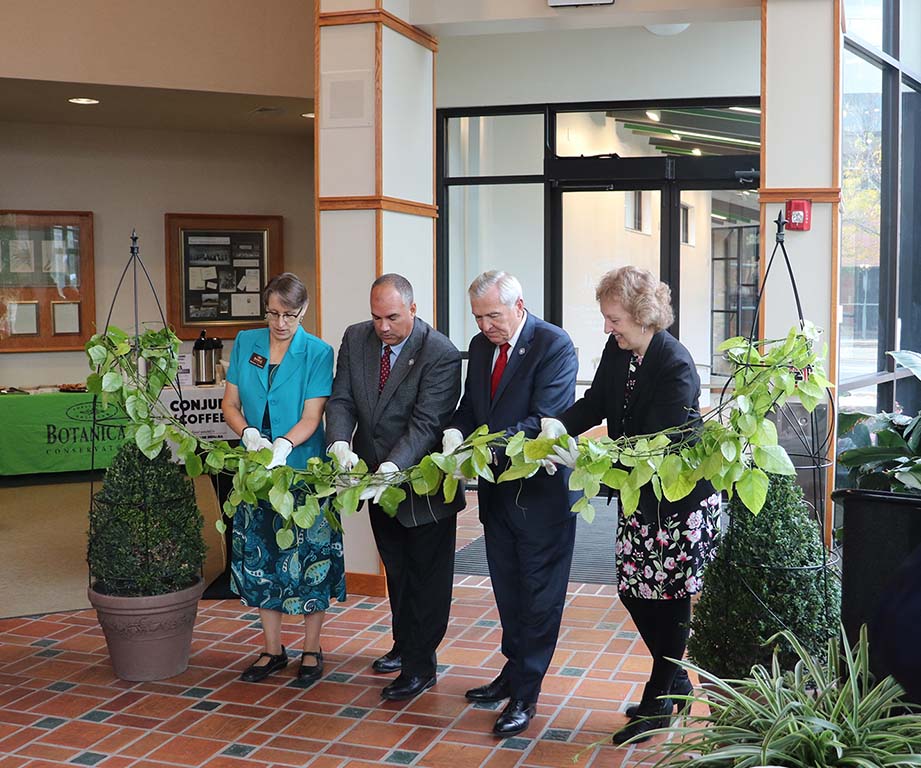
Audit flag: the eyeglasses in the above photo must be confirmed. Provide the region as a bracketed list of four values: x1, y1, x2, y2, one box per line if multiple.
[265, 310, 301, 324]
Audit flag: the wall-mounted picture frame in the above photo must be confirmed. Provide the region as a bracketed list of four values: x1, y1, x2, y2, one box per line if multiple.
[8, 301, 39, 335]
[52, 301, 81, 335]
[165, 214, 283, 340]
[0, 210, 95, 353]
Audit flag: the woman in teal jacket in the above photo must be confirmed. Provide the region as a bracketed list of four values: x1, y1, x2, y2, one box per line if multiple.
[222, 273, 345, 685]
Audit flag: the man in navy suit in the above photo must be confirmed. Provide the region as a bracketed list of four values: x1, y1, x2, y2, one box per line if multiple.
[444, 270, 578, 737]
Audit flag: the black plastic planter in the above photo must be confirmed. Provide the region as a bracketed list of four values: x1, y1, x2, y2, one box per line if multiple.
[832, 488, 921, 648]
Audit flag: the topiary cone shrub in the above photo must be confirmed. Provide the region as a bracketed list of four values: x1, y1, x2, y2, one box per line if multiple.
[89, 441, 205, 596]
[688, 473, 841, 678]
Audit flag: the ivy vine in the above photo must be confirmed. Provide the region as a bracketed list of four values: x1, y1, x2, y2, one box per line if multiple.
[85, 322, 829, 549]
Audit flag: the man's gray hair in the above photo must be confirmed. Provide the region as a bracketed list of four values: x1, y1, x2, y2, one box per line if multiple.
[372, 273, 414, 306]
[468, 270, 523, 307]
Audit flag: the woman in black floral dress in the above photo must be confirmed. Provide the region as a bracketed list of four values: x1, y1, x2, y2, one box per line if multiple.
[540, 265, 718, 743]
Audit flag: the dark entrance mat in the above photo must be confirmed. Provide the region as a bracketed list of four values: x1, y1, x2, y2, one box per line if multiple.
[454, 498, 619, 585]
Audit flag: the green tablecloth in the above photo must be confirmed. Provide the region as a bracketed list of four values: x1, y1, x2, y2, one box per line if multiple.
[0, 393, 130, 475]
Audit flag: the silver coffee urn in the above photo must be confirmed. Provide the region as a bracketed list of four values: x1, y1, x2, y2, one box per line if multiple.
[193, 331, 223, 385]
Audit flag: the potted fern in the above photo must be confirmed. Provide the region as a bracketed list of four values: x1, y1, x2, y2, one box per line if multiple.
[87, 440, 206, 681]
[688, 473, 840, 679]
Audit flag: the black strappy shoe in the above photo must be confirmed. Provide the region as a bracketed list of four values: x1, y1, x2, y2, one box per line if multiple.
[240, 646, 288, 682]
[297, 649, 324, 685]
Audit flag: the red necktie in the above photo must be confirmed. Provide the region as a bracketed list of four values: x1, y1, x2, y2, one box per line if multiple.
[490, 343, 510, 400]
[379, 345, 391, 392]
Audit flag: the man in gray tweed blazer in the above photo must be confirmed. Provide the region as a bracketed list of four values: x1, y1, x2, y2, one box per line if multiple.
[325, 273, 465, 701]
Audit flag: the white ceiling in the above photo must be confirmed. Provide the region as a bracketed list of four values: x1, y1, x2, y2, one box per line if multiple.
[0, 78, 314, 136]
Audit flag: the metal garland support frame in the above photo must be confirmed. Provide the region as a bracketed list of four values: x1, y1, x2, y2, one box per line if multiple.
[88, 230, 199, 589]
[715, 210, 839, 644]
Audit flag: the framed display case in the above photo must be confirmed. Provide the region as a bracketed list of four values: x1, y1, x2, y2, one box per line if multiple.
[165, 213, 284, 340]
[0, 210, 95, 352]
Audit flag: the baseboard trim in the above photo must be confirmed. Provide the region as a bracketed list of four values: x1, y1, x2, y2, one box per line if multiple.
[346, 571, 387, 597]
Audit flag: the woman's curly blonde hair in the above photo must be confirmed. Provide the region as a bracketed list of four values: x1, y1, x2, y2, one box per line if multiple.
[595, 266, 674, 332]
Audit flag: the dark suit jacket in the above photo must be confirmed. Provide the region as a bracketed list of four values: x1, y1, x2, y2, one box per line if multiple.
[325, 317, 466, 527]
[451, 312, 579, 524]
[560, 329, 714, 511]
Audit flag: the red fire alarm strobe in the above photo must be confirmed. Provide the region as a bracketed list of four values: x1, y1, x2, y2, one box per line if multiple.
[785, 199, 812, 231]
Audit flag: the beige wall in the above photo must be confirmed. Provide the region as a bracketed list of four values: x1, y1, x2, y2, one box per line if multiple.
[0, 121, 314, 387]
[0, 0, 313, 98]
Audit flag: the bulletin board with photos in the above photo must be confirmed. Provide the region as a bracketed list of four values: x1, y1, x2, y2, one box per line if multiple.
[0, 210, 95, 353]
[165, 214, 283, 340]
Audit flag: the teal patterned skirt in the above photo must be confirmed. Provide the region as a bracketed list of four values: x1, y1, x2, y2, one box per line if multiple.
[230, 492, 347, 615]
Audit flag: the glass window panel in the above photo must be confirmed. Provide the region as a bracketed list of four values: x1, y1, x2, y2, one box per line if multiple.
[447, 184, 543, 349]
[899, 81, 921, 370]
[895, 375, 921, 419]
[446, 114, 544, 177]
[844, 0, 886, 51]
[555, 107, 761, 158]
[840, 50, 883, 383]
[561, 190, 661, 384]
[904, 2, 921, 76]
[707, 190, 760, 380]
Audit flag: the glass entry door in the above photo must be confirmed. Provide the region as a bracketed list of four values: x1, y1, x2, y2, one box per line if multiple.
[558, 183, 761, 399]
[561, 189, 661, 388]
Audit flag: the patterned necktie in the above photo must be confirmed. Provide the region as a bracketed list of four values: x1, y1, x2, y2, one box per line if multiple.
[379, 345, 391, 392]
[490, 343, 510, 400]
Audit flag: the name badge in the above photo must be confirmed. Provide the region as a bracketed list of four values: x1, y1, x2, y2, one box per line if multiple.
[249, 353, 267, 369]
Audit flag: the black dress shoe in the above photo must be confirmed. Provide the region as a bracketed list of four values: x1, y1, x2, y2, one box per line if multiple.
[240, 646, 288, 682]
[612, 696, 673, 745]
[296, 649, 323, 685]
[493, 699, 536, 736]
[624, 671, 693, 717]
[465, 675, 511, 702]
[372, 647, 402, 674]
[381, 673, 436, 700]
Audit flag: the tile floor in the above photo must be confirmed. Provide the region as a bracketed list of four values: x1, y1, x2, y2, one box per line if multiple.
[0, 499, 698, 768]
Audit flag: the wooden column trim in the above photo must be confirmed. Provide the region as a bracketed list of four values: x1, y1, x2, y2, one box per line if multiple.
[319, 196, 438, 217]
[375, 21, 383, 198]
[318, 9, 438, 51]
[346, 571, 387, 597]
[758, 0, 768, 342]
[314, 0, 322, 338]
[758, 187, 841, 204]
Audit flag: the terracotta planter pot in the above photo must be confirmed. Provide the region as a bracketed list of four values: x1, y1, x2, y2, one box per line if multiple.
[88, 577, 204, 681]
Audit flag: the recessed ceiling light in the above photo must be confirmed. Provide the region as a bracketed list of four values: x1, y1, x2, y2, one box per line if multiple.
[68, 97, 99, 105]
[712, 213, 728, 221]
[645, 110, 661, 122]
[301, 112, 315, 119]
[692, 148, 702, 156]
[729, 106, 761, 115]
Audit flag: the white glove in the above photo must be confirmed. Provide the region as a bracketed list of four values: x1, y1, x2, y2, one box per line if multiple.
[539, 417, 568, 440]
[242, 426, 272, 452]
[328, 440, 358, 471]
[442, 428, 464, 455]
[265, 437, 293, 469]
[359, 461, 399, 505]
[550, 436, 580, 469]
[538, 458, 558, 476]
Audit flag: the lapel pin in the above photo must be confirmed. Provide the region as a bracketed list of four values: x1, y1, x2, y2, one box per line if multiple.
[518, 348, 526, 355]
[408, 358, 415, 366]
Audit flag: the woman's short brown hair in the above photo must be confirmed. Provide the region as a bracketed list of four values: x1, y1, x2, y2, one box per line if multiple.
[595, 266, 674, 332]
[263, 272, 309, 312]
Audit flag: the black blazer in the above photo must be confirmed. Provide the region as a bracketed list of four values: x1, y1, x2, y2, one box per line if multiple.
[451, 312, 580, 525]
[561, 330, 714, 511]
